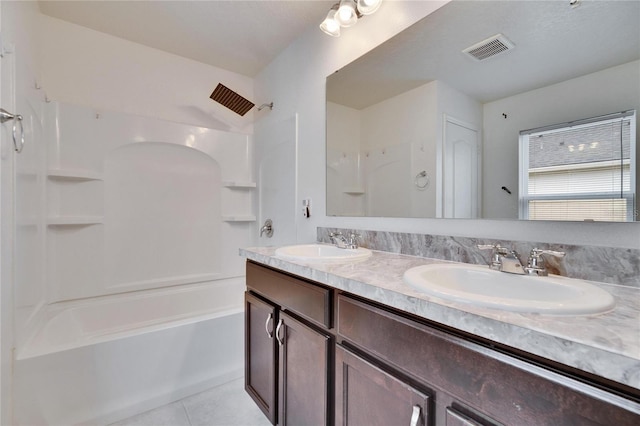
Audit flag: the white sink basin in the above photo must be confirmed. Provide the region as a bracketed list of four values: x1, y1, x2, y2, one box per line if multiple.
[275, 244, 372, 263]
[403, 263, 615, 315]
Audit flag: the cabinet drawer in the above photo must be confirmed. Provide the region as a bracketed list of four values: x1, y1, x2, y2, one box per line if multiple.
[337, 295, 640, 426]
[246, 261, 332, 329]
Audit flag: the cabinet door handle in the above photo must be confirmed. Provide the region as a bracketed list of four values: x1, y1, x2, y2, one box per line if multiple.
[265, 313, 273, 338]
[275, 319, 284, 346]
[410, 405, 421, 426]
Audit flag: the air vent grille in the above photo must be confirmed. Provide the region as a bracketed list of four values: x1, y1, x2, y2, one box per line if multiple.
[210, 83, 255, 116]
[463, 34, 515, 61]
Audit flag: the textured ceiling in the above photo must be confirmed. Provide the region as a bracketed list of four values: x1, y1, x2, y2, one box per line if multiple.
[39, 0, 335, 77]
[327, 0, 640, 109]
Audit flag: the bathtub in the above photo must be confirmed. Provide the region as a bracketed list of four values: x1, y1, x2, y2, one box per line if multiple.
[13, 277, 245, 425]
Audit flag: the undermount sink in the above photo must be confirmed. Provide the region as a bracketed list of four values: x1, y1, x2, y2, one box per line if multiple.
[275, 244, 372, 263]
[403, 263, 615, 315]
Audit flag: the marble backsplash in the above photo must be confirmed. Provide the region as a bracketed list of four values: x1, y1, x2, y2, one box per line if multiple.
[317, 227, 640, 288]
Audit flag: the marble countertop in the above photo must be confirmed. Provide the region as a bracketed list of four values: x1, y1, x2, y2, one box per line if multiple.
[241, 245, 640, 392]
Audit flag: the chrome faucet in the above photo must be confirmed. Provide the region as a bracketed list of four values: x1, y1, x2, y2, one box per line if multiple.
[478, 244, 566, 276]
[478, 244, 525, 274]
[329, 232, 361, 249]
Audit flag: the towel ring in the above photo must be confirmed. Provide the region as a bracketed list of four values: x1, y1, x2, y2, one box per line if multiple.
[0, 108, 25, 153]
[415, 170, 430, 190]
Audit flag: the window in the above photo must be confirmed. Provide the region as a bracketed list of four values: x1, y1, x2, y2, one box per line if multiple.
[519, 111, 636, 221]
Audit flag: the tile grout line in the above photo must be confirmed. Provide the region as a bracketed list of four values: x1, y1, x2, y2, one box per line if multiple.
[182, 400, 194, 426]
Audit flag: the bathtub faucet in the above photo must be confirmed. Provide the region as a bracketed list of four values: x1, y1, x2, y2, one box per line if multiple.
[260, 219, 273, 238]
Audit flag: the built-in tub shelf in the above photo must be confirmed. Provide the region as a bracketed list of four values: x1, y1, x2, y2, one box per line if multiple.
[222, 181, 256, 189]
[47, 216, 104, 226]
[343, 187, 365, 195]
[47, 169, 103, 181]
[222, 215, 256, 222]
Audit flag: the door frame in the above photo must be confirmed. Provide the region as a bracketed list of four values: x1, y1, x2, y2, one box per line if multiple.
[440, 114, 482, 218]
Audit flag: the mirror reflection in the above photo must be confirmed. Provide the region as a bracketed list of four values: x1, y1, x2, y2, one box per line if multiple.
[326, 0, 639, 221]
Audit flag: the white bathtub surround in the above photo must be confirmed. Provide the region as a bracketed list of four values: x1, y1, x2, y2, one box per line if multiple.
[318, 228, 640, 288]
[241, 246, 640, 392]
[11, 101, 255, 425]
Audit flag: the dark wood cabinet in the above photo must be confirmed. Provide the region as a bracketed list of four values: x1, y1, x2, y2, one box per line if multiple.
[335, 344, 431, 426]
[245, 292, 278, 424]
[278, 311, 331, 426]
[245, 261, 640, 426]
[245, 261, 333, 425]
[336, 294, 640, 426]
[445, 408, 491, 426]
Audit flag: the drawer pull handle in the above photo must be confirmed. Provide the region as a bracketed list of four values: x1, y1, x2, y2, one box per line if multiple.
[265, 313, 273, 338]
[410, 405, 421, 426]
[275, 319, 284, 346]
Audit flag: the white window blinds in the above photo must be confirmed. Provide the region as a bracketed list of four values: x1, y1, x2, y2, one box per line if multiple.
[519, 111, 636, 221]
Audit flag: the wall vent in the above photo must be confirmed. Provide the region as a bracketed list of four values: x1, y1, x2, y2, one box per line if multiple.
[462, 34, 515, 61]
[209, 83, 255, 116]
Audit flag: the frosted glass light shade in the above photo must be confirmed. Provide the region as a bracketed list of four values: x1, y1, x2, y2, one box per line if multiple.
[336, 0, 358, 27]
[357, 0, 382, 15]
[320, 8, 341, 37]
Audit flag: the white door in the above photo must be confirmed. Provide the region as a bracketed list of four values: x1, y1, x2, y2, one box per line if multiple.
[443, 117, 480, 218]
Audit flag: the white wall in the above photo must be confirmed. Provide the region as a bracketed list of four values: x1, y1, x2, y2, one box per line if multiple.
[483, 60, 640, 220]
[39, 15, 254, 133]
[254, 0, 450, 244]
[255, 0, 640, 250]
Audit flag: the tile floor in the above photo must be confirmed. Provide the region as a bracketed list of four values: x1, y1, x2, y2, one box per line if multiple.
[111, 378, 271, 426]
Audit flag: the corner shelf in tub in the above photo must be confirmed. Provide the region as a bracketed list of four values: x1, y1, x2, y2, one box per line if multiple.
[47, 216, 104, 226]
[47, 168, 103, 181]
[343, 187, 365, 195]
[222, 181, 257, 189]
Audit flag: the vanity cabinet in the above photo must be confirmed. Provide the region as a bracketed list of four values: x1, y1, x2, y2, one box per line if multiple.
[336, 294, 640, 426]
[245, 261, 640, 426]
[245, 261, 333, 425]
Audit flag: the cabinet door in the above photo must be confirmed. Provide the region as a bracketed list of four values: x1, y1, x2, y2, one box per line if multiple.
[335, 345, 431, 426]
[277, 311, 331, 426]
[245, 292, 278, 424]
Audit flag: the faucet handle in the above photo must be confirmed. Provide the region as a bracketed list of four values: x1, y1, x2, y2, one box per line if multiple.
[347, 233, 361, 249]
[530, 248, 565, 259]
[477, 244, 508, 269]
[525, 248, 565, 276]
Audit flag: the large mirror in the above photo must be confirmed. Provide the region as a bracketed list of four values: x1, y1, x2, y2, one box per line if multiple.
[326, 0, 640, 221]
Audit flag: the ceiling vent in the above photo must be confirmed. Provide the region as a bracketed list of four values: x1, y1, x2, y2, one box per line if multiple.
[463, 34, 515, 61]
[210, 83, 255, 116]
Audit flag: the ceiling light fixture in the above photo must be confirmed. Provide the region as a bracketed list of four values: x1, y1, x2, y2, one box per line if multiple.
[357, 0, 382, 15]
[336, 0, 359, 27]
[320, 0, 382, 37]
[320, 4, 341, 37]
